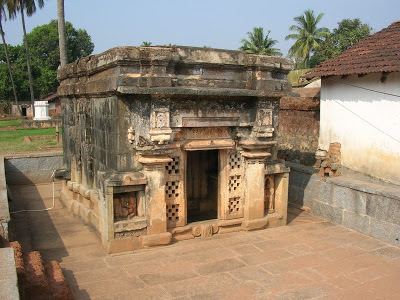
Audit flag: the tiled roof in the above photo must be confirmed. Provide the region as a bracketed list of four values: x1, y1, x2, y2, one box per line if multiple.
[306, 21, 400, 78]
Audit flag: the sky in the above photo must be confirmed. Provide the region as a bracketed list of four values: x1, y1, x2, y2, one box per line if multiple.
[3, 0, 400, 56]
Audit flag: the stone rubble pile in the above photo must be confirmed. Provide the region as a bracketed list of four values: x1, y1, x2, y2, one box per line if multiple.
[315, 142, 342, 177]
[8, 241, 72, 300]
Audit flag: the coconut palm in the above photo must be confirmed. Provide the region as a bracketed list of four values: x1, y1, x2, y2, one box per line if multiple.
[7, 0, 45, 111]
[285, 9, 329, 68]
[57, 0, 67, 66]
[141, 41, 152, 47]
[240, 27, 281, 56]
[0, 0, 20, 115]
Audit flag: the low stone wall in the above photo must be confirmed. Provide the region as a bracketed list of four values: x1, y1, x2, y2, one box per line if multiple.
[0, 157, 10, 241]
[4, 153, 63, 185]
[288, 162, 400, 246]
[0, 247, 20, 299]
[278, 88, 320, 166]
[21, 119, 61, 129]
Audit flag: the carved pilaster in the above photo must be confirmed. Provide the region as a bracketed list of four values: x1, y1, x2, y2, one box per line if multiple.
[139, 155, 172, 234]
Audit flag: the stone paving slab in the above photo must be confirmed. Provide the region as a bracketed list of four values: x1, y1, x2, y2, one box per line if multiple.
[9, 184, 400, 300]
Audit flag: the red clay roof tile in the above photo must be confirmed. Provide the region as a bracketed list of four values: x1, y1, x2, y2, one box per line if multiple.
[306, 21, 400, 78]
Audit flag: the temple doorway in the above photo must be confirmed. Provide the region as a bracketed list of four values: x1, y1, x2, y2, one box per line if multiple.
[186, 150, 219, 223]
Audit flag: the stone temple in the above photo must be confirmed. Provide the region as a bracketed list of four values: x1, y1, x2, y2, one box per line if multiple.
[57, 46, 293, 252]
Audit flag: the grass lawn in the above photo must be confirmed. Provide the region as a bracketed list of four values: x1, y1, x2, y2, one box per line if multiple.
[0, 120, 61, 154]
[0, 119, 22, 128]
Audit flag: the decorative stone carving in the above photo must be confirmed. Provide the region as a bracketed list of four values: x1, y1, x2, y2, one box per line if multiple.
[127, 127, 135, 144]
[252, 108, 274, 138]
[137, 136, 153, 148]
[149, 106, 172, 144]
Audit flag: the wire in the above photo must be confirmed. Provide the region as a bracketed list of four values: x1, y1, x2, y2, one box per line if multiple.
[340, 82, 400, 98]
[331, 99, 400, 145]
[10, 170, 57, 214]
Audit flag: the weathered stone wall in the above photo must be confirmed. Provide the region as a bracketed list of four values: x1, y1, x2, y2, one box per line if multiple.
[288, 162, 400, 246]
[278, 88, 320, 165]
[4, 154, 63, 185]
[0, 157, 10, 242]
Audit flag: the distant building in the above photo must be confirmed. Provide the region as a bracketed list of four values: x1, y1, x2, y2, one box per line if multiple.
[10, 93, 61, 118]
[11, 101, 33, 118]
[307, 21, 400, 185]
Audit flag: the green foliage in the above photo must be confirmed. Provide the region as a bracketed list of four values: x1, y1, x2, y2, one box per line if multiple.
[141, 41, 152, 46]
[286, 9, 330, 68]
[0, 20, 93, 101]
[310, 19, 372, 67]
[240, 27, 281, 56]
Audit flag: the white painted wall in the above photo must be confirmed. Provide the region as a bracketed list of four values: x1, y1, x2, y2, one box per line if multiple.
[320, 72, 400, 185]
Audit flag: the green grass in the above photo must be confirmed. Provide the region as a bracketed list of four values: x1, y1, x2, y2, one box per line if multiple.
[0, 120, 61, 154]
[0, 119, 22, 128]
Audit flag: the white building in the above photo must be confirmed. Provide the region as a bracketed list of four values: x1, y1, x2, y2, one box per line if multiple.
[307, 21, 400, 185]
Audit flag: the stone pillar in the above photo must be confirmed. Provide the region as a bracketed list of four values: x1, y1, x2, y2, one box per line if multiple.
[139, 155, 172, 235]
[241, 150, 270, 230]
[273, 172, 289, 226]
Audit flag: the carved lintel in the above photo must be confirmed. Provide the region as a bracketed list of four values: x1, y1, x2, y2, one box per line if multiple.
[241, 150, 271, 160]
[138, 155, 172, 166]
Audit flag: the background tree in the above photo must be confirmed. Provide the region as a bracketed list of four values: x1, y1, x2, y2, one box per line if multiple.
[240, 27, 281, 56]
[141, 41, 152, 46]
[57, 0, 67, 66]
[310, 19, 372, 67]
[286, 9, 329, 68]
[0, 0, 20, 114]
[0, 20, 94, 100]
[7, 0, 45, 110]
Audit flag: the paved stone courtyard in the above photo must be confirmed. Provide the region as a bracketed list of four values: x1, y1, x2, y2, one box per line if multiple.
[10, 183, 400, 299]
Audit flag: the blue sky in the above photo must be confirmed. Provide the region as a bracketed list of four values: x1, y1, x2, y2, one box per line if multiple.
[4, 0, 400, 56]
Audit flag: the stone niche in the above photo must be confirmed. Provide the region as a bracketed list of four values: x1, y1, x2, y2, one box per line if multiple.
[57, 46, 293, 253]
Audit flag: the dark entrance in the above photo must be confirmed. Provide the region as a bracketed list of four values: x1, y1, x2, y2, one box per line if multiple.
[186, 150, 218, 223]
[21, 107, 27, 117]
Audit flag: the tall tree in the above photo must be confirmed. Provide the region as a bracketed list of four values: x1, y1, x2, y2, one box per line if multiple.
[57, 0, 67, 66]
[285, 9, 329, 68]
[240, 27, 281, 56]
[310, 19, 372, 67]
[0, 20, 93, 100]
[7, 0, 44, 112]
[0, 0, 20, 115]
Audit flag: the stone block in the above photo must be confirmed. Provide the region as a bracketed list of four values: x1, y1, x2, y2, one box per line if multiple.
[341, 191, 368, 215]
[319, 182, 333, 205]
[332, 185, 356, 209]
[140, 232, 172, 247]
[342, 211, 370, 235]
[366, 195, 390, 222]
[312, 200, 343, 225]
[242, 217, 269, 231]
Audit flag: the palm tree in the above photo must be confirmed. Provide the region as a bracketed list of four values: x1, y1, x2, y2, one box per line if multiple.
[240, 27, 281, 56]
[0, 0, 20, 115]
[141, 41, 152, 47]
[57, 0, 67, 67]
[7, 0, 44, 113]
[285, 9, 329, 68]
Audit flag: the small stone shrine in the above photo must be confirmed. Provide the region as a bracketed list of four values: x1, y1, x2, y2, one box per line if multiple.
[57, 46, 293, 252]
